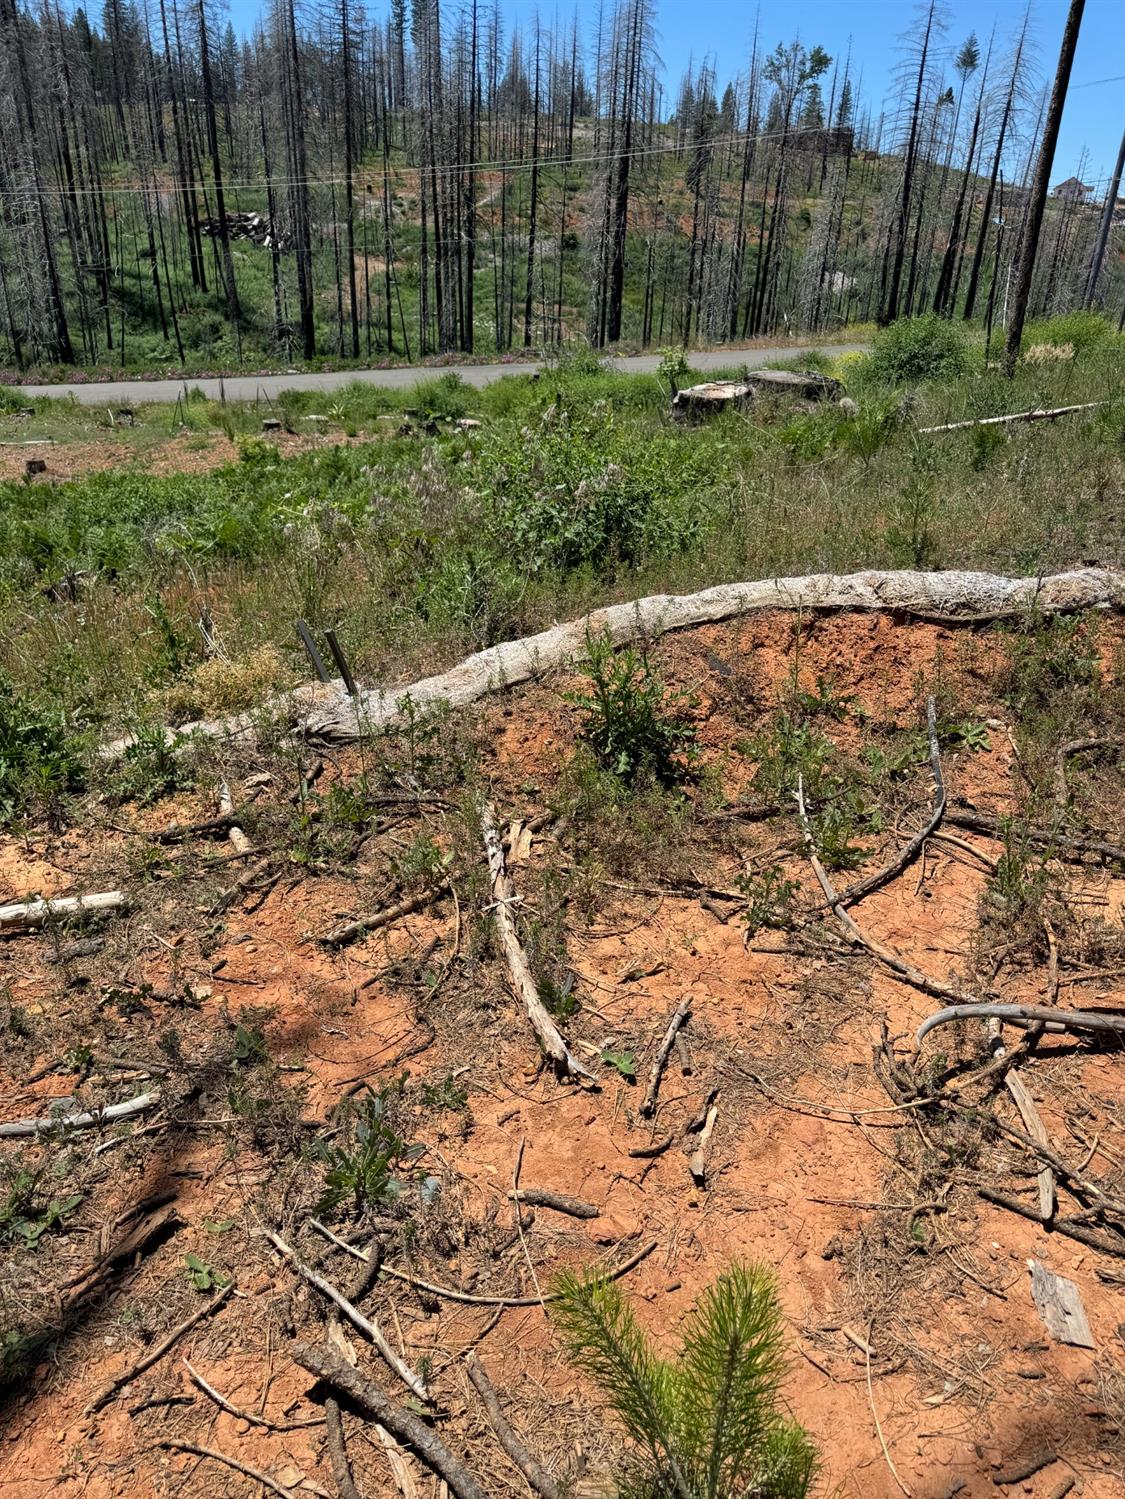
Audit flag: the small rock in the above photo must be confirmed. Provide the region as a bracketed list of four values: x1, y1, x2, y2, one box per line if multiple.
[821, 1235, 843, 1261]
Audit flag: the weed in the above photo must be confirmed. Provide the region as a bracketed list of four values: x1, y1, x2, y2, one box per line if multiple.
[419, 1075, 469, 1112]
[745, 715, 834, 802]
[110, 720, 194, 805]
[599, 1048, 637, 1081]
[738, 868, 802, 936]
[231, 1022, 268, 1066]
[0, 673, 86, 825]
[538, 973, 579, 1022]
[833, 393, 904, 466]
[392, 833, 447, 889]
[979, 820, 1054, 955]
[315, 1080, 415, 1218]
[809, 796, 872, 872]
[184, 1252, 230, 1291]
[0, 1166, 82, 1249]
[568, 631, 696, 788]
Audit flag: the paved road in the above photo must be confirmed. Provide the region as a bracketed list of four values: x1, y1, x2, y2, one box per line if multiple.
[18, 343, 867, 407]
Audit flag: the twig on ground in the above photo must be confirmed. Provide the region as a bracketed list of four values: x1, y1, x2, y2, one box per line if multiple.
[836, 697, 945, 909]
[184, 1358, 325, 1430]
[916, 1002, 1125, 1048]
[293, 1342, 489, 1499]
[508, 1188, 599, 1219]
[796, 779, 979, 1007]
[689, 1104, 719, 1187]
[866, 1328, 912, 1497]
[85, 1284, 234, 1413]
[377, 1239, 658, 1307]
[978, 1188, 1125, 1256]
[640, 999, 691, 1118]
[263, 1230, 429, 1403]
[157, 1439, 298, 1499]
[325, 1398, 364, 1499]
[322, 882, 452, 948]
[465, 1352, 562, 1499]
[946, 807, 1125, 866]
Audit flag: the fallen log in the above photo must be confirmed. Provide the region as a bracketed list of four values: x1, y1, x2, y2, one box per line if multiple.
[104, 569, 1125, 755]
[293, 1341, 489, 1499]
[0, 891, 127, 934]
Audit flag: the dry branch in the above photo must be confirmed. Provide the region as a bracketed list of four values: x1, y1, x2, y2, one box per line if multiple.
[640, 999, 691, 1117]
[796, 779, 978, 1007]
[293, 1342, 489, 1499]
[916, 1003, 1125, 1048]
[157, 1440, 298, 1499]
[946, 807, 1125, 866]
[836, 697, 944, 908]
[322, 882, 451, 947]
[263, 1230, 429, 1403]
[106, 569, 1125, 755]
[184, 1358, 325, 1430]
[508, 1188, 599, 1219]
[465, 1353, 562, 1499]
[917, 401, 1104, 435]
[1004, 1069, 1055, 1223]
[85, 1284, 234, 1413]
[481, 801, 594, 1081]
[375, 1238, 657, 1306]
[0, 891, 127, 934]
[0, 1090, 159, 1138]
[325, 1398, 364, 1499]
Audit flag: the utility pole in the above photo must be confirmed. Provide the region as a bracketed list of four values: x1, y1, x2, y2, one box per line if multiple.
[1084, 122, 1125, 307]
[1003, 0, 1085, 376]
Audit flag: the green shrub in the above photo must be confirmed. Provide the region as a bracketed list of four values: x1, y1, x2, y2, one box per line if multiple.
[410, 371, 470, 421]
[0, 674, 86, 823]
[867, 314, 968, 385]
[1023, 310, 1112, 355]
[568, 631, 696, 787]
[552, 1260, 817, 1499]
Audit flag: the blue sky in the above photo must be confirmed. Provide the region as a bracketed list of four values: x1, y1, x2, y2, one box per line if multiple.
[227, 0, 1124, 189]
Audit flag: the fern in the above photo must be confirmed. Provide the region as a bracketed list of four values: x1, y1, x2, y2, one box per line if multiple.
[552, 1262, 817, 1499]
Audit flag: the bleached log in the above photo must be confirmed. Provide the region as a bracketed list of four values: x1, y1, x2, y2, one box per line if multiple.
[105, 569, 1125, 755]
[918, 401, 1104, 435]
[0, 891, 127, 934]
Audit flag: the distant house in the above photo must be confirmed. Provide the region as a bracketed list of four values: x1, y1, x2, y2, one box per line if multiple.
[1053, 176, 1092, 202]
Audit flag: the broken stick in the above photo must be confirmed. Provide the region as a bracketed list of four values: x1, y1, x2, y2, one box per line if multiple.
[264, 1230, 429, 1403]
[0, 1090, 159, 1139]
[294, 1341, 489, 1499]
[85, 1283, 234, 1413]
[465, 1353, 562, 1499]
[640, 998, 691, 1118]
[508, 1188, 599, 1219]
[481, 801, 594, 1081]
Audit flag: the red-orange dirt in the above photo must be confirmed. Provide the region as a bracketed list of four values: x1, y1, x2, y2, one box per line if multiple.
[1, 608, 1123, 1498]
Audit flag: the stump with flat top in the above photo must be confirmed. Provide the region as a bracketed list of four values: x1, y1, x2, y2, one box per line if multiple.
[671, 367, 844, 421]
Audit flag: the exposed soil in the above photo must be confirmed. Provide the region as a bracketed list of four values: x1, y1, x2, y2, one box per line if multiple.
[1, 608, 1124, 1498]
[0, 430, 363, 482]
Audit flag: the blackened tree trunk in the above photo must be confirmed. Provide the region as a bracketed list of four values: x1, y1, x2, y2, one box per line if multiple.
[1003, 0, 1085, 373]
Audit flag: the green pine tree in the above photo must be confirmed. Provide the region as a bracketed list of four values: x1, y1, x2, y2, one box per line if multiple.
[551, 1261, 817, 1499]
